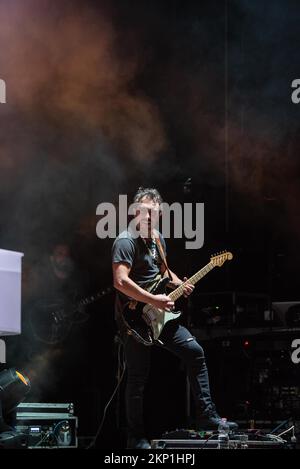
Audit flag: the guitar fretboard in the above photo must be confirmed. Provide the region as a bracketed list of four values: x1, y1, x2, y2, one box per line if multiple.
[53, 288, 112, 315]
[169, 262, 215, 302]
[74, 288, 112, 311]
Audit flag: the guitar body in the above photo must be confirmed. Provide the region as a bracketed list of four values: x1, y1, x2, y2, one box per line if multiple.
[28, 299, 74, 345]
[122, 277, 182, 346]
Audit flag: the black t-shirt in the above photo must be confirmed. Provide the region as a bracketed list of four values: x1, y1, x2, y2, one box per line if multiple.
[111, 230, 166, 320]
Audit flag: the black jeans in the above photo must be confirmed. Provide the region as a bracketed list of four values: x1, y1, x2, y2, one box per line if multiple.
[121, 319, 213, 438]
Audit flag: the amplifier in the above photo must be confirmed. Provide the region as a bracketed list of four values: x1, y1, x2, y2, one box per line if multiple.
[15, 403, 78, 448]
[190, 291, 273, 328]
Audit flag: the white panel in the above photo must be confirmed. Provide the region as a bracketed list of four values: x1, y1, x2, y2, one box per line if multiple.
[0, 249, 24, 335]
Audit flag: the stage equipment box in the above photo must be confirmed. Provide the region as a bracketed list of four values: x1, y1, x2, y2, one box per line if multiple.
[190, 291, 273, 329]
[15, 402, 78, 448]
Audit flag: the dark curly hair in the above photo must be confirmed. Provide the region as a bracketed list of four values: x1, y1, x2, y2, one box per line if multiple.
[133, 187, 163, 205]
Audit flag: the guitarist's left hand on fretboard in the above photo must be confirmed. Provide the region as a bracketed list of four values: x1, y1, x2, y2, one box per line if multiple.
[167, 278, 195, 297]
[166, 280, 180, 290]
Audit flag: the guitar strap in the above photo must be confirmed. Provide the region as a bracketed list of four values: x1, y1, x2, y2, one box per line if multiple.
[155, 236, 174, 281]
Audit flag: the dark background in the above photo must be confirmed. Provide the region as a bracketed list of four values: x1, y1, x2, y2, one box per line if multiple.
[1, 0, 300, 448]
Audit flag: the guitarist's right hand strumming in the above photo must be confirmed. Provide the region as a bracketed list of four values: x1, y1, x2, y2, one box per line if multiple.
[149, 294, 174, 311]
[113, 263, 174, 311]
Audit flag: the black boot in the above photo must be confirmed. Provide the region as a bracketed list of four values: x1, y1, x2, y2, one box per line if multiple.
[197, 404, 238, 432]
[127, 436, 151, 449]
[0, 418, 13, 433]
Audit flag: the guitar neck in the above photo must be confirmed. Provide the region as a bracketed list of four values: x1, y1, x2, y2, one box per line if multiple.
[71, 289, 111, 312]
[169, 262, 215, 302]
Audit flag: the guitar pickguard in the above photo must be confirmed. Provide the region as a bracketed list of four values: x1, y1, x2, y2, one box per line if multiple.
[142, 304, 182, 341]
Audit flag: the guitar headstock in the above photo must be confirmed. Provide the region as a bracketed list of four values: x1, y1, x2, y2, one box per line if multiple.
[211, 251, 233, 267]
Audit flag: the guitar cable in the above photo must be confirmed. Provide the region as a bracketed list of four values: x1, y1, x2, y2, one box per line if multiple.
[86, 336, 126, 449]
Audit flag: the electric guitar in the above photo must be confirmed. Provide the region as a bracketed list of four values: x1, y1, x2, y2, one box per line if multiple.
[121, 251, 233, 345]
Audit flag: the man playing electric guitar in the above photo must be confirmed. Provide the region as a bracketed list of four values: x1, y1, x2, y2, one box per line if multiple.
[112, 187, 238, 449]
